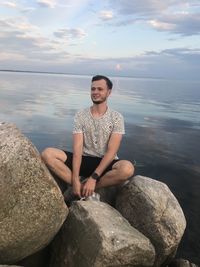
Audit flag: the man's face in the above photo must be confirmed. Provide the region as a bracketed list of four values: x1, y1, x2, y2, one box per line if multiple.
[91, 79, 111, 104]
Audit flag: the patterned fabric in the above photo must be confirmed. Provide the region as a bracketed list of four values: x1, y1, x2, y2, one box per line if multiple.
[73, 107, 125, 158]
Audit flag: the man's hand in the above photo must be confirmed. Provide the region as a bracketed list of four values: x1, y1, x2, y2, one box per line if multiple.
[82, 178, 96, 197]
[72, 178, 82, 198]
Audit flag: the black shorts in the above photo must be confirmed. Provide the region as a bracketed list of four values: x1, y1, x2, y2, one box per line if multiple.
[63, 151, 119, 178]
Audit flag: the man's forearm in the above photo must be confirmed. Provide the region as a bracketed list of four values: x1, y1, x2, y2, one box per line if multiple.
[93, 133, 122, 177]
[72, 133, 83, 182]
[72, 154, 82, 181]
[72, 153, 82, 197]
[94, 150, 116, 177]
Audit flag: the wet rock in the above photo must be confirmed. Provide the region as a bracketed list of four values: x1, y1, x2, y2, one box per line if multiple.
[50, 200, 155, 267]
[116, 175, 186, 267]
[0, 122, 68, 264]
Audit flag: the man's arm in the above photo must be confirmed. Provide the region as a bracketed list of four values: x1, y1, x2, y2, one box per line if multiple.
[94, 133, 122, 176]
[82, 133, 122, 197]
[72, 133, 83, 198]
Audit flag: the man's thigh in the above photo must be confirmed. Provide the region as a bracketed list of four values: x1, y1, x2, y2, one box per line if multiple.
[63, 152, 102, 178]
[64, 151, 120, 178]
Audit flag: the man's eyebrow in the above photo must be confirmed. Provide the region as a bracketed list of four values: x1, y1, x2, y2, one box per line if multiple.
[91, 86, 103, 90]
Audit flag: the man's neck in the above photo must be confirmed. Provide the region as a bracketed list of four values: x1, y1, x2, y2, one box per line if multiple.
[91, 103, 108, 118]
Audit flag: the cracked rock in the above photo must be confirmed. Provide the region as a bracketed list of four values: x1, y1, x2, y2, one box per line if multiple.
[50, 201, 155, 267]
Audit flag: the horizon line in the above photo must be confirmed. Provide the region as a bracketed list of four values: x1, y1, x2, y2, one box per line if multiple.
[0, 69, 165, 80]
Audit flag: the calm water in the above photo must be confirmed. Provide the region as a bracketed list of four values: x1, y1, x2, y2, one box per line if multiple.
[0, 71, 200, 264]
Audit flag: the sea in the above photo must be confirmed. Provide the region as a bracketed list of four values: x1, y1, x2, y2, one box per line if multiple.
[0, 71, 200, 264]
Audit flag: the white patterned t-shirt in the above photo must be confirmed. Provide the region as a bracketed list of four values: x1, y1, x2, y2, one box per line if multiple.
[73, 107, 125, 158]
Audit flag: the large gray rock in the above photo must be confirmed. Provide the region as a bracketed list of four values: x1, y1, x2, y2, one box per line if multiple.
[116, 175, 186, 267]
[50, 200, 155, 267]
[0, 122, 68, 264]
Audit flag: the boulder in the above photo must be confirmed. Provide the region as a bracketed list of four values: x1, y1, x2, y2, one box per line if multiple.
[50, 200, 155, 267]
[0, 122, 68, 264]
[116, 175, 186, 267]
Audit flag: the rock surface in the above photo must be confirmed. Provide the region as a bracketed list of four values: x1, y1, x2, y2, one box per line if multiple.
[0, 122, 68, 264]
[50, 200, 155, 267]
[116, 175, 186, 267]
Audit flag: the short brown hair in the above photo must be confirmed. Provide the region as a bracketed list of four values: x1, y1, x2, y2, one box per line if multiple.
[92, 75, 113, 89]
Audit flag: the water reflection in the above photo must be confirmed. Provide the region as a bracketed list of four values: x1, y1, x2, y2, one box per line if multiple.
[0, 71, 200, 264]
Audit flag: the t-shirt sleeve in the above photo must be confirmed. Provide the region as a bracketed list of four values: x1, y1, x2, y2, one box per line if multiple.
[73, 111, 83, 133]
[113, 112, 125, 134]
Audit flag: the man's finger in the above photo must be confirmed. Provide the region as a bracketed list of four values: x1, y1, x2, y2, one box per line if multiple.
[82, 186, 86, 196]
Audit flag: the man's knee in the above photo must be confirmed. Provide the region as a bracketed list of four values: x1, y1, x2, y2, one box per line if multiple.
[123, 161, 134, 178]
[117, 160, 135, 180]
[41, 147, 54, 165]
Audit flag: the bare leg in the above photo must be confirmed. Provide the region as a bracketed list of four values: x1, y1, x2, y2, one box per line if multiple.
[41, 147, 72, 184]
[96, 160, 134, 189]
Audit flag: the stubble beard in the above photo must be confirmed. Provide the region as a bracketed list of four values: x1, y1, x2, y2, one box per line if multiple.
[91, 97, 107, 105]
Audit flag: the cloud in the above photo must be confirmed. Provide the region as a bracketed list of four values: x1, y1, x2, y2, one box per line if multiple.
[148, 13, 200, 36]
[1, 1, 36, 13]
[99, 10, 113, 21]
[0, 17, 40, 32]
[37, 0, 57, 8]
[154, 48, 200, 65]
[139, 48, 200, 79]
[0, 1, 199, 80]
[107, 0, 200, 36]
[0, 17, 71, 63]
[0, 52, 26, 61]
[0, 17, 43, 48]
[54, 28, 87, 40]
[149, 20, 175, 31]
[109, 0, 168, 15]
[2, 1, 17, 8]
[109, 0, 199, 16]
[68, 47, 200, 80]
[1, 47, 200, 80]
[20, 7, 36, 13]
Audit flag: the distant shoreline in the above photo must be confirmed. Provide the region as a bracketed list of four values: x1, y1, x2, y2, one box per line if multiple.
[0, 69, 165, 80]
[0, 69, 79, 76]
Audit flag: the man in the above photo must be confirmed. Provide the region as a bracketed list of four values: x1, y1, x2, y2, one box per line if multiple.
[41, 75, 134, 199]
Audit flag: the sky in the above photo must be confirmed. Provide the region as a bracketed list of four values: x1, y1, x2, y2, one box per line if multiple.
[0, 0, 200, 79]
